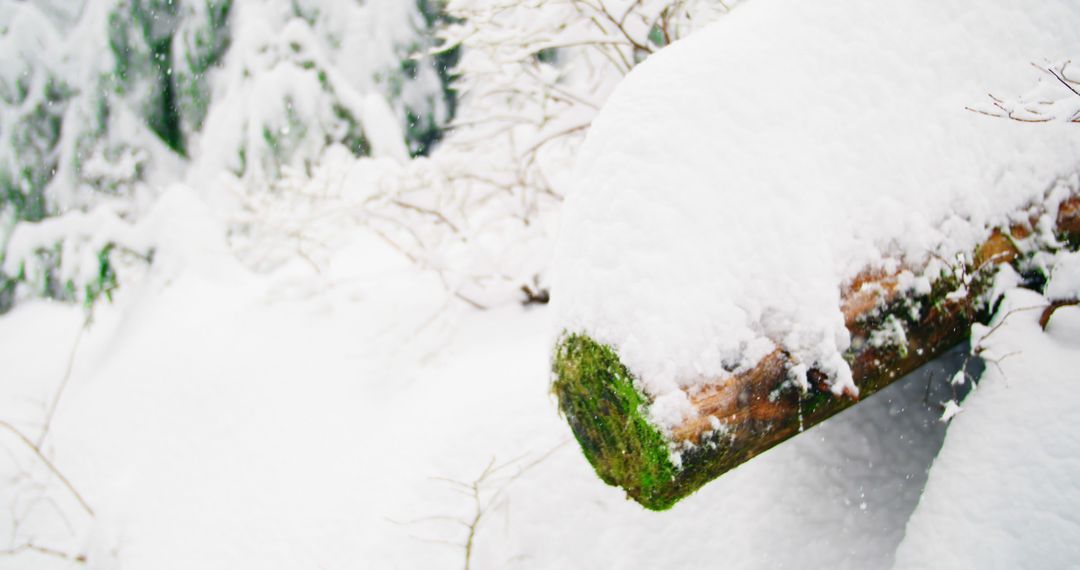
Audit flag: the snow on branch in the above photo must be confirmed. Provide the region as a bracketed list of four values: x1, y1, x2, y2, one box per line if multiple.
[1, 206, 153, 310]
[967, 59, 1080, 123]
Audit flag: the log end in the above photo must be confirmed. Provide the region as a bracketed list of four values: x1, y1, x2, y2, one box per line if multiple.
[552, 334, 683, 510]
[553, 334, 805, 510]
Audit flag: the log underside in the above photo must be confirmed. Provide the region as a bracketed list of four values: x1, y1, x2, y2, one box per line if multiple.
[553, 195, 1080, 511]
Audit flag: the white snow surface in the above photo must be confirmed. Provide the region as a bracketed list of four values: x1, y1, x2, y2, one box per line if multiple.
[1046, 251, 1080, 302]
[895, 285, 1080, 568]
[553, 0, 1080, 428]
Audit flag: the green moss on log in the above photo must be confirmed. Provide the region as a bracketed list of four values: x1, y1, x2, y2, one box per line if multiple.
[554, 333, 855, 511]
[552, 334, 679, 510]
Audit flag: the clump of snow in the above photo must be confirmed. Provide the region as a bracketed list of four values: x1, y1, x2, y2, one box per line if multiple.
[553, 0, 1080, 428]
[1045, 251, 1080, 301]
[938, 400, 963, 423]
[869, 315, 910, 357]
[984, 263, 1024, 311]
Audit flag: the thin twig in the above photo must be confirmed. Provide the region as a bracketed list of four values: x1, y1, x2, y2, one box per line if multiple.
[36, 315, 91, 448]
[391, 200, 463, 235]
[517, 123, 591, 161]
[1044, 64, 1080, 99]
[0, 542, 87, 563]
[0, 420, 95, 517]
[406, 440, 570, 570]
[972, 305, 1047, 353]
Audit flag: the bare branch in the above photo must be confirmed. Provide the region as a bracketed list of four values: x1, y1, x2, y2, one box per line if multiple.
[1042, 62, 1080, 99]
[36, 315, 91, 448]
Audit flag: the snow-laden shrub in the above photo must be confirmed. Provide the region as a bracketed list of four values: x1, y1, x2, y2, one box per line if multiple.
[0, 3, 72, 223]
[375, 0, 738, 302]
[1, 208, 153, 311]
[0, 0, 221, 308]
[0, 0, 455, 313]
[227, 1, 740, 307]
[438, 0, 733, 205]
[190, 0, 456, 189]
[0, 0, 740, 312]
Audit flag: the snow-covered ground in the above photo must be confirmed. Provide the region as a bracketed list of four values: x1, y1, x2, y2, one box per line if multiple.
[0, 217, 980, 568]
[6, 200, 1077, 568]
[897, 273, 1080, 568]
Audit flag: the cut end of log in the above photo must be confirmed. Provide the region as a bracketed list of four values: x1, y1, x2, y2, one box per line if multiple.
[552, 334, 681, 510]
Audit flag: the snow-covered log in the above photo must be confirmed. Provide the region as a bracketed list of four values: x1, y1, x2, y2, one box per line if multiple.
[550, 0, 1080, 510]
[555, 200, 1080, 510]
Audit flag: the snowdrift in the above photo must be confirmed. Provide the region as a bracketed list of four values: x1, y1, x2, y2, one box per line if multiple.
[551, 0, 1080, 510]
